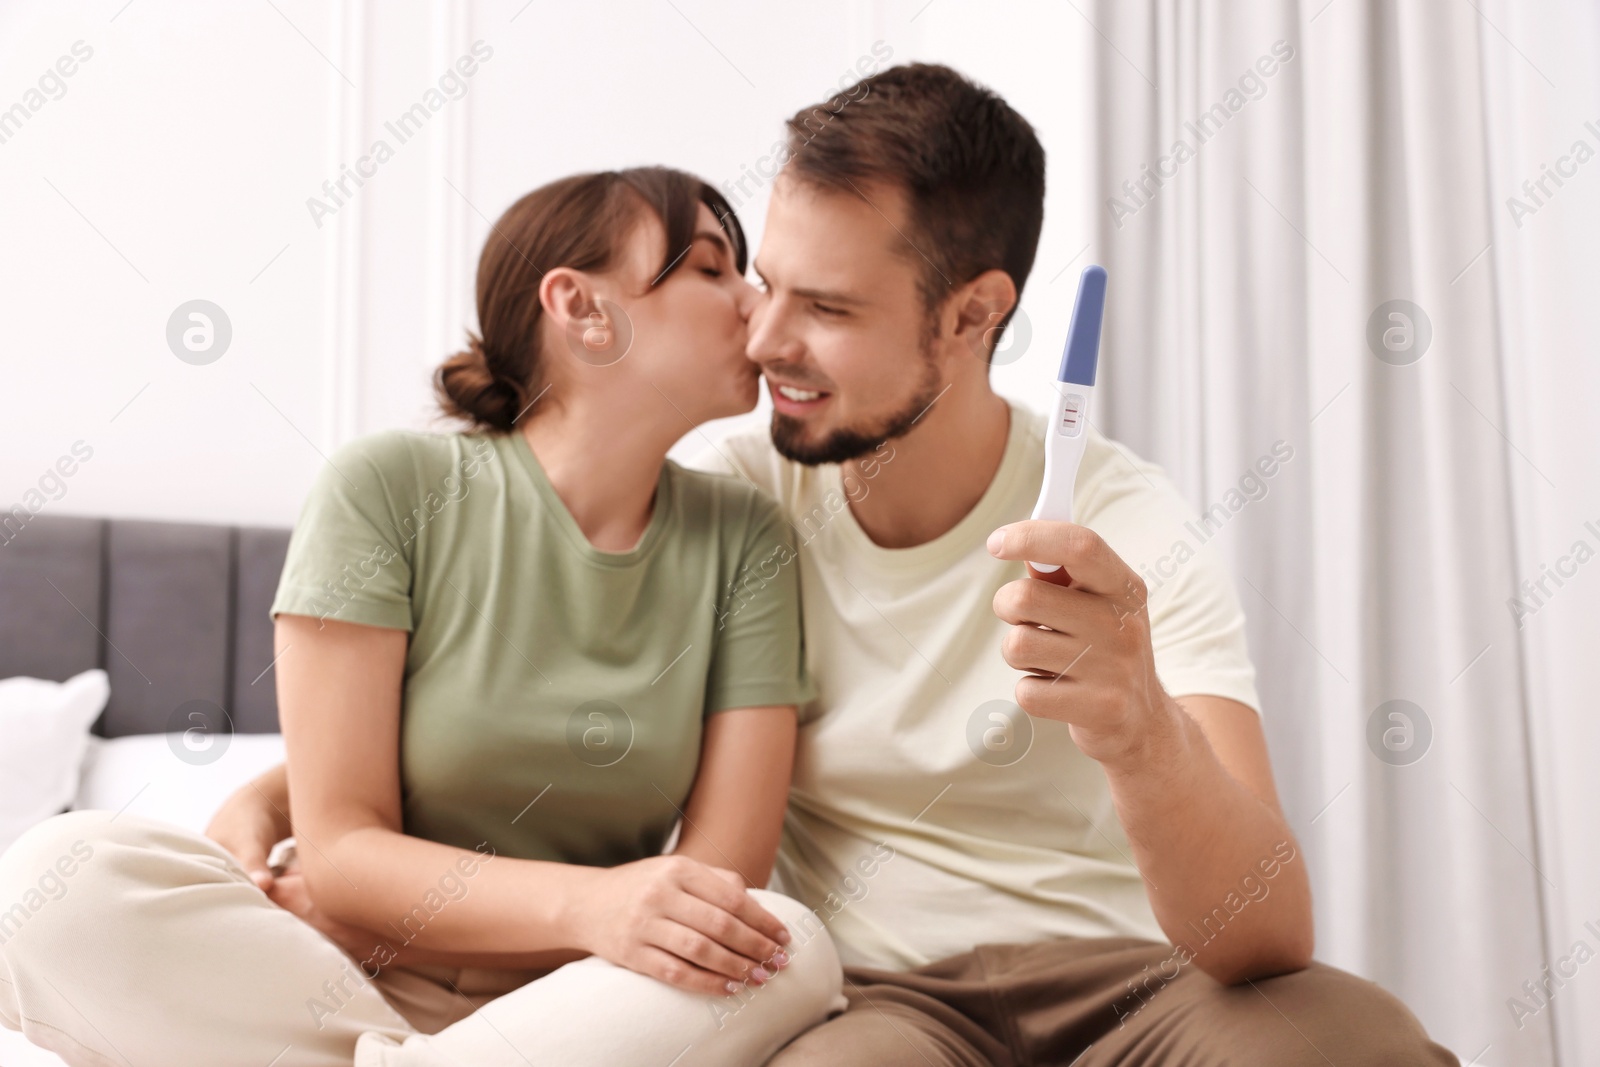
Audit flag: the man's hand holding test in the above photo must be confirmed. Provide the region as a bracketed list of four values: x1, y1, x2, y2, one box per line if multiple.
[986, 266, 1313, 985]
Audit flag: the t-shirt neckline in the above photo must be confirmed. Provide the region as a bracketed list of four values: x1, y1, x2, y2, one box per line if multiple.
[502, 430, 675, 567]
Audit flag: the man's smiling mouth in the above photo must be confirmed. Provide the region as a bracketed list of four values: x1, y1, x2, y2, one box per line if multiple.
[763, 370, 834, 413]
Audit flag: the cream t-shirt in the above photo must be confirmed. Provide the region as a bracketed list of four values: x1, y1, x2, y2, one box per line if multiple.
[694, 403, 1262, 971]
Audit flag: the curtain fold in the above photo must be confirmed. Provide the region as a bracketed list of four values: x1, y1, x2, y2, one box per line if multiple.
[1087, 2, 1600, 1063]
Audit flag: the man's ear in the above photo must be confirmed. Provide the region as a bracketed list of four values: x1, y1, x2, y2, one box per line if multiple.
[947, 269, 1019, 364]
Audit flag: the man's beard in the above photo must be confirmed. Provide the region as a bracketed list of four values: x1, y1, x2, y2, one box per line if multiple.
[769, 351, 943, 467]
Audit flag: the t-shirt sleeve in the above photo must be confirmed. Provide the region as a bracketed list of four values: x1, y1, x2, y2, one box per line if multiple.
[1145, 543, 1262, 714]
[1080, 449, 1263, 715]
[269, 432, 418, 632]
[703, 491, 816, 715]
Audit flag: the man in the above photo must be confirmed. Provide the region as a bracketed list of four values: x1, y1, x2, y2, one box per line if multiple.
[218, 63, 1455, 1064]
[685, 63, 1454, 1065]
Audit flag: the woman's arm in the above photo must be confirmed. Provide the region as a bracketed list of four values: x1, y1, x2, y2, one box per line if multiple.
[209, 704, 801, 973]
[277, 613, 579, 954]
[671, 706, 798, 888]
[275, 613, 793, 994]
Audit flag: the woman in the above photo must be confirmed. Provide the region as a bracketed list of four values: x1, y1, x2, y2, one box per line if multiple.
[0, 168, 844, 1067]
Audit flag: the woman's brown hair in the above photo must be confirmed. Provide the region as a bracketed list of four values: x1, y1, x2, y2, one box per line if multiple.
[434, 167, 747, 433]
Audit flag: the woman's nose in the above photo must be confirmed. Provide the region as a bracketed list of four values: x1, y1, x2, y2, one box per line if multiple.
[733, 274, 762, 320]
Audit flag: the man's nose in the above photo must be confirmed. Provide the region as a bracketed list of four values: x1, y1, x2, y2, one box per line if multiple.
[745, 293, 801, 365]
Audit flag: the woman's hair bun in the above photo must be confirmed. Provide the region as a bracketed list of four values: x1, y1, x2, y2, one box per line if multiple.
[433, 333, 526, 433]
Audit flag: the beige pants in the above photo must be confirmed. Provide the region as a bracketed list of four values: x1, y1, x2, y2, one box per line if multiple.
[0, 810, 847, 1067]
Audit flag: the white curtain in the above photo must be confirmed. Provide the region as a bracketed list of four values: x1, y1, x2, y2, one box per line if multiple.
[1086, 1, 1600, 1064]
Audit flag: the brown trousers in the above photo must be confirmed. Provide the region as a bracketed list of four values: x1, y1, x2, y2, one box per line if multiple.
[769, 937, 1458, 1066]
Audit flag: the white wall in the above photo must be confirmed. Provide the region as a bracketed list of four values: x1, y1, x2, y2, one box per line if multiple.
[0, 0, 1092, 529]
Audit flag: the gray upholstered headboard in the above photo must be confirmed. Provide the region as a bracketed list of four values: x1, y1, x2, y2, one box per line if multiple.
[0, 514, 290, 736]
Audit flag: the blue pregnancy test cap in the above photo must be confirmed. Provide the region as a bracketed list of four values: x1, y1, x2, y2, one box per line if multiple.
[1057, 265, 1106, 386]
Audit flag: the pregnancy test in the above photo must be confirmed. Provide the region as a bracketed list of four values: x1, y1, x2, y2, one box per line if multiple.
[1028, 264, 1106, 573]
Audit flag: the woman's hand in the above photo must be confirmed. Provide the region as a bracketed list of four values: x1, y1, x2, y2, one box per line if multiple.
[204, 763, 390, 961]
[264, 857, 400, 963]
[204, 763, 293, 892]
[565, 855, 794, 996]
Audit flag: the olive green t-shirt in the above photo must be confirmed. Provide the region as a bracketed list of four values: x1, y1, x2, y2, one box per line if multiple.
[269, 429, 812, 867]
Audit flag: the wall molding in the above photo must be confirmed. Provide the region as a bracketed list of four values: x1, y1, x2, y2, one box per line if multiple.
[320, 0, 367, 449]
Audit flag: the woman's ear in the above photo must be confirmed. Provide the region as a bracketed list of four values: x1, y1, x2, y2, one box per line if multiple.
[540, 267, 594, 335]
[540, 268, 624, 361]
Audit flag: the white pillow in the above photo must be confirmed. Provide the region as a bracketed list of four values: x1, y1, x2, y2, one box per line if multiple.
[0, 669, 109, 858]
[72, 732, 287, 834]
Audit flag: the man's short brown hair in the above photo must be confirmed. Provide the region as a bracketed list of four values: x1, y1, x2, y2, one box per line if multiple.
[782, 63, 1046, 339]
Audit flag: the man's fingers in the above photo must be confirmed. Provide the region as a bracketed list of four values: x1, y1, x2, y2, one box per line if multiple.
[1000, 621, 1085, 677]
[1014, 672, 1096, 721]
[1026, 561, 1076, 588]
[987, 521, 1141, 602]
[992, 579, 1104, 631]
